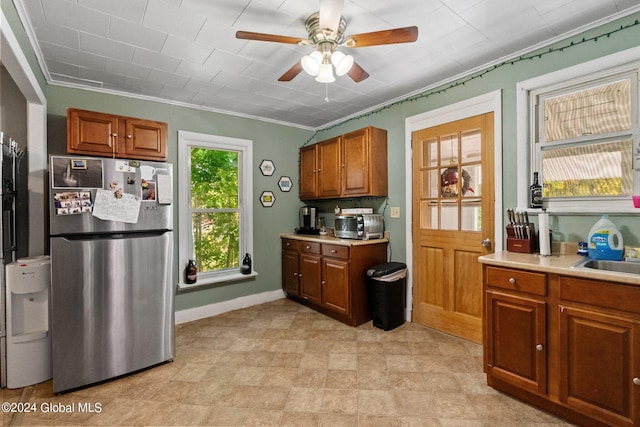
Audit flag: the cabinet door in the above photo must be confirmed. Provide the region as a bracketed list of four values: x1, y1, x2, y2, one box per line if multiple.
[559, 306, 639, 426]
[342, 128, 370, 196]
[67, 109, 119, 156]
[299, 254, 322, 304]
[322, 258, 350, 315]
[124, 118, 167, 160]
[299, 145, 317, 199]
[282, 250, 299, 296]
[486, 291, 547, 394]
[317, 136, 342, 198]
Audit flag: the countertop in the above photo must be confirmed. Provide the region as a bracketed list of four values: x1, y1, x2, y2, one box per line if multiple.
[479, 251, 640, 286]
[280, 232, 389, 247]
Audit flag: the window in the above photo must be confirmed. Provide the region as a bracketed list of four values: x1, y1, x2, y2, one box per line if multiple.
[517, 49, 640, 213]
[178, 131, 253, 287]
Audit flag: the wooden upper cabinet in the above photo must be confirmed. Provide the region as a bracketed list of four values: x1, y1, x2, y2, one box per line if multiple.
[67, 108, 167, 161]
[67, 109, 120, 156]
[299, 126, 388, 200]
[299, 145, 317, 199]
[317, 136, 342, 198]
[342, 127, 388, 197]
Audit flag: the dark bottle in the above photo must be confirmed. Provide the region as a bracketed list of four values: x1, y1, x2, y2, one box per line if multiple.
[240, 253, 252, 275]
[185, 259, 197, 284]
[529, 172, 543, 208]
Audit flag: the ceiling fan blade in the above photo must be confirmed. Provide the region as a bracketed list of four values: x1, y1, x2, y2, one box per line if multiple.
[236, 30, 306, 45]
[347, 61, 369, 83]
[345, 26, 418, 47]
[319, 0, 344, 33]
[278, 61, 304, 82]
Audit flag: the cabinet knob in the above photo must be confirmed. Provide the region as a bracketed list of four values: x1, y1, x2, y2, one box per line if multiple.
[634, 377, 640, 386]
[111, 132, 118, 137]
[331, 250, 337, 253]
[321, 280, 326, 285]
[299, 274, 302, 278]
[306, 245, 311, 249]
[286, 242, 291, 246]
[126, 134, 132, 139]
[536, 344, 544, 352]
[293, 272, 298, 276]
[508, 277, 516, 284]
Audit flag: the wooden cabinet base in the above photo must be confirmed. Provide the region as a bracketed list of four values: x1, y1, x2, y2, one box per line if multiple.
[285, 293, 368, 327]
[488, 377, 612, 427]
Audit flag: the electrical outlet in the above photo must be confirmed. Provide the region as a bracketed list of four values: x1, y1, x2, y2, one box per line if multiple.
[390, 207, 401, 218]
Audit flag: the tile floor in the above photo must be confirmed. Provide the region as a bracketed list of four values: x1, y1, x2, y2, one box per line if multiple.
[2, 298, 574, 426]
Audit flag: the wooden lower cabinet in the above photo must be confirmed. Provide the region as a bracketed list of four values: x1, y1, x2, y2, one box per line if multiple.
[281, 237, 387, 326]
[483, 265, 640, 427]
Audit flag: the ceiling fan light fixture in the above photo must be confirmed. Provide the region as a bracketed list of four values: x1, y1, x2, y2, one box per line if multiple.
[301, 51, 323, 76]
[315, 62, 335, 83]
[331, 50, 354, 76]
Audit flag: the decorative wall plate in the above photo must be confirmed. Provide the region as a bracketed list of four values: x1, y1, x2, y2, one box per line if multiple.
[278, 176, 292, 192]
[259, 159, 275, 176]
[260, 191, 275, 207]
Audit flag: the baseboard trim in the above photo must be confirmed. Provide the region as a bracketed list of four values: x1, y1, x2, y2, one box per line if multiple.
[175, 289, 286, 324]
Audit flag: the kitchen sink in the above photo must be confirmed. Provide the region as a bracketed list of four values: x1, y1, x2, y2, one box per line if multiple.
[571, 257, 640, 275]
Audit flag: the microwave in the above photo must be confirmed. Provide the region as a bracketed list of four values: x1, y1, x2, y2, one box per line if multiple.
[334, 213, 384, 240]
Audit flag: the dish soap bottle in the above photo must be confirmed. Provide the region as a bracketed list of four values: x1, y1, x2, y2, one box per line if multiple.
[240, 253, 252, 275]
[588, 215, 623, 260]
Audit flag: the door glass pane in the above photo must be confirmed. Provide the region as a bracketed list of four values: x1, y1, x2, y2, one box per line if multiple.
[441, 134, 458, 165]
[441, 203, 458, 230]
[462, 164, 481, 198]
[423, 138, 438, 167]
[542, 139, 633, 197]
[461, 130, 481, 162]
[461, 201, 481, 231]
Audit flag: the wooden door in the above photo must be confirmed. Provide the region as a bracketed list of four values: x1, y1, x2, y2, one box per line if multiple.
[322, 258, 350, 315]
[486, 291, 547, 394]
[412, 113, 494, 343]
[67, 109, 119, 156]
[299, 254, 322, 305]
[559, 306, 639, 426]
[299, 145, 317, 199]
[124, 118, 167, 160]
[281, 250, 299, 296]
[317, 136, 342, 198]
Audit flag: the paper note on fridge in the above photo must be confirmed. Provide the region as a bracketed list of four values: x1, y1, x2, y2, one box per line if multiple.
[92, 189, 141, 223]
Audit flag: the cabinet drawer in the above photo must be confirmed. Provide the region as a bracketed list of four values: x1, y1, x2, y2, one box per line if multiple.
[486, 267, 546, 296]
[322, 244, 349, 259]
[300, 241, 321, 255]
[282, 239, 299, 252]
[559, 276, 640, 315]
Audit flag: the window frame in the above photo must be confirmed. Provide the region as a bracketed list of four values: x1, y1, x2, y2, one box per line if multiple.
[177, 130, 254, 289]
[516, 46, 640, 214]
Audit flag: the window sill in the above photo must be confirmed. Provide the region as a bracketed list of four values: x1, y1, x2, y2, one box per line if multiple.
[177, 271, 258, 291]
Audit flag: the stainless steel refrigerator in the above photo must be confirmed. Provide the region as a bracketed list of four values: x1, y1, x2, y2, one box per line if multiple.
[49, 155, 174, 393]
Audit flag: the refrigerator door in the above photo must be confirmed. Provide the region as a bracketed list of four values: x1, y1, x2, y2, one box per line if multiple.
[49, 156, 173, 236]
[50, 231, 174, 393]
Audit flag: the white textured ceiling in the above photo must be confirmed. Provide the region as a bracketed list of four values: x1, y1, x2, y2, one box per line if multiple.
[14, 0, 640, 129]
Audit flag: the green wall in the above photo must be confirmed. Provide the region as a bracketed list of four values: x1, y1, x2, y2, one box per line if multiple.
[316, 11, 640, 253]
[45, 86, 313, 311]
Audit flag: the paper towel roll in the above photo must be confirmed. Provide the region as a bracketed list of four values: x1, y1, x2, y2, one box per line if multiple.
[539, 211, 551, 256]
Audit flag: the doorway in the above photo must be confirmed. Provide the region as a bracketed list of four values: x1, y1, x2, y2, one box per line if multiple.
[404, 91, 502, 344]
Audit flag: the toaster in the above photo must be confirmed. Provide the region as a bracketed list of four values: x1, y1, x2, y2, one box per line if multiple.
[334, 213, 384, 240]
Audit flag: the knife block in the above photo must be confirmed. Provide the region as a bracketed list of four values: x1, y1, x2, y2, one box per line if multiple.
[506, 223, 537, 254]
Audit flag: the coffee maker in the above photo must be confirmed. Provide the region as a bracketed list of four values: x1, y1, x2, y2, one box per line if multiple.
[297, 206, 319, 235]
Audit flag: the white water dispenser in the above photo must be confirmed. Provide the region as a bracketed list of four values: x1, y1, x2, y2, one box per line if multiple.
[5, 256, 52, 388]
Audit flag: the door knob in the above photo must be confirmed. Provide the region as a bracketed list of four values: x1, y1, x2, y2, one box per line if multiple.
[481, 238, 492, 249]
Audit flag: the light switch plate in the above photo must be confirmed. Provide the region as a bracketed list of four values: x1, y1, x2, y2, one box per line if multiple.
[390, 207, 401, 218]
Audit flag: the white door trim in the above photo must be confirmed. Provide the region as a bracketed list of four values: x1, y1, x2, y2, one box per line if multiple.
[404, 90, 503, 321]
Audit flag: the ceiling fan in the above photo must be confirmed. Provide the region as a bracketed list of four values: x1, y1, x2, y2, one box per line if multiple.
[236, 0, 418, 83]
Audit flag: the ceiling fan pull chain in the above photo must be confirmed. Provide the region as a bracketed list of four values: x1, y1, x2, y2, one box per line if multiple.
[325, 84, 330, 103]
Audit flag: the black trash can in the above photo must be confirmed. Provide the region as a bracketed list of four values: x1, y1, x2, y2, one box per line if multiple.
[366, 262, 407, 331]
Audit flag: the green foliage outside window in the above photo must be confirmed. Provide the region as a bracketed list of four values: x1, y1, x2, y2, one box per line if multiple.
[543, 178, 624, 197]
[190, 147, 240, 273]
